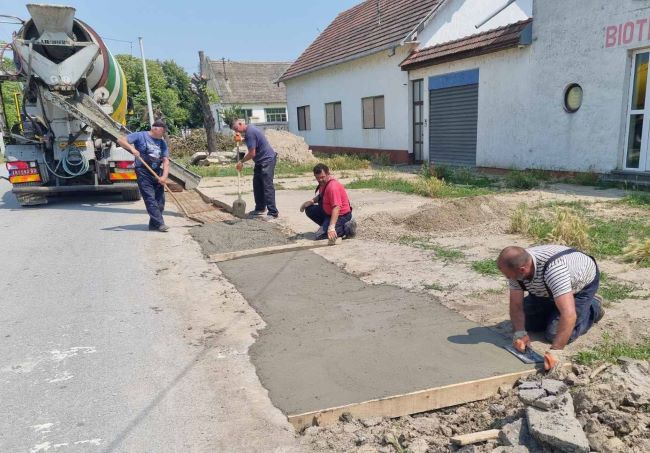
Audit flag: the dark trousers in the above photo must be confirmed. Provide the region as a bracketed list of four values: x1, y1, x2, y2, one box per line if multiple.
[524, 274, 601, 343]
[305, 204, 352, 239]
[253, 155, 278, 216]
[136, 166, 165, 228]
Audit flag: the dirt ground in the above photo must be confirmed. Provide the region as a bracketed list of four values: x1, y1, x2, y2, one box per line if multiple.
[196, 169, 650, 452]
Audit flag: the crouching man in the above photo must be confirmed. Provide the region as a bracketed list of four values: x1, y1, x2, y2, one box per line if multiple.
[497, 245, 604, 371]
[300, 163, 357, 241]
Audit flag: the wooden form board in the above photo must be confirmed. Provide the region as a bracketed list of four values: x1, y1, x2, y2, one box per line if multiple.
[287, 368, 538, 430]
[209, 239, 339, 263]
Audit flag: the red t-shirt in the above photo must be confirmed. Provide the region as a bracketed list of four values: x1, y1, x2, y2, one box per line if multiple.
[319, 178, 351, 216]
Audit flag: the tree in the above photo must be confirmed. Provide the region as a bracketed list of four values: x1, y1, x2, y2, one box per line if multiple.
[0, 57, 21, 134]
[115, 55, 196, 133]
[161, 60, 202, 128]
[190, 74, 218, 154]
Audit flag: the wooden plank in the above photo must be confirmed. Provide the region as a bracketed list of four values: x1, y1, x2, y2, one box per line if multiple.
[287, 368, 538, 430]
[451, 429, 500, 446]
[209, 239, 340, 263]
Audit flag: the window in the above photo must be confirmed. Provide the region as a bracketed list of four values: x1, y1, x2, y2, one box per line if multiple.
[297, 105, 311, 131]
[264, 107, 287, 122]
[234, 109, 253, 123]
[362, 95, 385, 129]
[325, 102, 342, 130]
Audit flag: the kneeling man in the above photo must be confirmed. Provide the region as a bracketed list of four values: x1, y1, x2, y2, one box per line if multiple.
[300, 163, 357, 241]
[497, 245, 604, 370]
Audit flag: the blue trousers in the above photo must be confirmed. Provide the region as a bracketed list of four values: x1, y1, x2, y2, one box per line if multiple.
[253, 155, 278, 217]
[136, 166, 165, 228]
[305, 204, 352, 240]
[523, 274, 601, 343]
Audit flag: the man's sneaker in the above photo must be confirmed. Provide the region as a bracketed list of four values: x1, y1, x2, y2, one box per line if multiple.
[248, 209, 266, 217]
[594, 293, 605, 323]
[157, 224, 169, 232]
[262, 214, 278, 222]
[344, 219, 357, 238]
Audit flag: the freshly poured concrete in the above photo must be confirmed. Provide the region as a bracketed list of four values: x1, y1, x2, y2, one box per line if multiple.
[190, 219, 290, 255]
[219, 250, 530, 416]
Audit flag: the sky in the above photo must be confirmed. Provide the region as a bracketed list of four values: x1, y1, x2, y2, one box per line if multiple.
[1, 0, 361, 73]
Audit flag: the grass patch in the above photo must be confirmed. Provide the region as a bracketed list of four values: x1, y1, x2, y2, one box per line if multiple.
[426, 165, 493, 188]
[589, 218, 650, 257]
[424, 283, 444, 291]
[504, 170, 548, 190]
[398, 236, 464, 260]
[545, 208, 591, 250]
[575, 334, 650, 365]
[622, 192, 650, 208]
[181, 154, 371, 178]
[624, 238, 650, 267]
[599, 272, 639, 304]
[347, 173, 495, 198]
[471, 259, 501, 276]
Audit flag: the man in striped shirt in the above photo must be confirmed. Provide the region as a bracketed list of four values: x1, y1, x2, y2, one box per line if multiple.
[497, 245, 604, 370]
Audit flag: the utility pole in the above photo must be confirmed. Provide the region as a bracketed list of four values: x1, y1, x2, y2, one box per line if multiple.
[138, 37, 154, 126]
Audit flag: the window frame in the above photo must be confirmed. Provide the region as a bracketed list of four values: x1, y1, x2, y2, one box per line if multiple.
[264, 107, 287, 122]
[325, 101, 343, 130]
[297, 105, 311, 131]
[362, 95, 385, 129]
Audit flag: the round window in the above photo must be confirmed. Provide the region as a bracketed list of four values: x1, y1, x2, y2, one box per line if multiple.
[564, 84, 583, 113]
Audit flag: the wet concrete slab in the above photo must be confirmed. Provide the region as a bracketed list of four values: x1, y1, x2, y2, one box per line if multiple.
[218, 250, 530, 416]
[190, 219, 291, 255]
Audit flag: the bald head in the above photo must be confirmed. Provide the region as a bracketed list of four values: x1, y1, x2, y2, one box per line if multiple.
[497, 246, 533, 280]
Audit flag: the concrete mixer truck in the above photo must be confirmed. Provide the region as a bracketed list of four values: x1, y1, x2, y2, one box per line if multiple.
[0, 4, 198, 206]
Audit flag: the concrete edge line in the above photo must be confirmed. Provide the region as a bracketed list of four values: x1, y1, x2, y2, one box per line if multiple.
[287, 368, 539, 431]
[208, 240, 341, 263]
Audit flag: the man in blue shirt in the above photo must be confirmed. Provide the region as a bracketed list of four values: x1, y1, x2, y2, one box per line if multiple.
[117, 120, 170, 232]
[231, 119, 279, 220]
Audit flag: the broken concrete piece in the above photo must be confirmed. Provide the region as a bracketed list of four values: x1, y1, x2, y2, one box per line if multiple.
[190, 151, 208, 165]
[518, 381, 541, 390]
[530, 395, 559, 411]
[541, 379, 568, 395]
[406, 437, 429, 453]
[360, 417, 383, 428]
[491, 447, 531, 453]
[519, 388, 546, 405]
[498, 419, 528, 446]
[526, 393, 590, 453]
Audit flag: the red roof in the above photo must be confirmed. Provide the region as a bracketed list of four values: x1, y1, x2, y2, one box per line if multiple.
[279, 0, 443, 82]
[400, 19, 533, 70]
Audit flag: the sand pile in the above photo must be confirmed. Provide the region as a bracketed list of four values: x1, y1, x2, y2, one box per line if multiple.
[265, 129, 316, 164]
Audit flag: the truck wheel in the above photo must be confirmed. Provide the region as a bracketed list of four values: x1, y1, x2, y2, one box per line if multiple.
[122, 189, 141, 201]
[15, 193, 48, 206]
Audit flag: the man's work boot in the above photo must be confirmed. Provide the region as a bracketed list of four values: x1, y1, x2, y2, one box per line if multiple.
[157, 224, 169, 232]
[593, 294, 605, 323]
[248, 209, 266, 217]
[344, 219, 357, 238]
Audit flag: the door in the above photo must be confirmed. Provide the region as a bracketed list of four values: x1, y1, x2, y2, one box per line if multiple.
[625, 50, 650, 171]
[412, 80, 424, 162]
[429, 69, 479, 166]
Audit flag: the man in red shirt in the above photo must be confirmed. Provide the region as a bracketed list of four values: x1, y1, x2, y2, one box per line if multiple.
[300, 163, 357, 240]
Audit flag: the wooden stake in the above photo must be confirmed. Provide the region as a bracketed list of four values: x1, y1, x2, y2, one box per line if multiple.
[209, 239, 340, 263]
[451, 429, 500, 446]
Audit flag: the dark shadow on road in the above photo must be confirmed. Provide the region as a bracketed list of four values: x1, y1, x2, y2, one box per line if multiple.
[101, 346, 211, 453]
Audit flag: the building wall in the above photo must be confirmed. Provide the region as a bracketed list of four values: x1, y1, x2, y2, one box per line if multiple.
[409, 0, 650, 172]
[284, 47, 411, 160]
[418, 0, 532, 47]
[212, 102, 287, 130]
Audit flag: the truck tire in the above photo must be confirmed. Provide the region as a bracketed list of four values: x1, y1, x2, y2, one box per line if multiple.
[122, 189, 141, 201]
[15, 193, 48, 206]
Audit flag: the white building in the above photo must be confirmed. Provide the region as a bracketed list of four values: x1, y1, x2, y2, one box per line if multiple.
[279, 0, 650, 178]
[200, 53, 291, 130]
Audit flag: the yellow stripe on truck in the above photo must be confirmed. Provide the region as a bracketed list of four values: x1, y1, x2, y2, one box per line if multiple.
[109, 173, 137, 181]
[10, 174, 42, 184]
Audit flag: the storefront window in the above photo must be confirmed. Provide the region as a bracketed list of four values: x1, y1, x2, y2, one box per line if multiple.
[626, 114, 643, 168]
[632, 53, 649, 110]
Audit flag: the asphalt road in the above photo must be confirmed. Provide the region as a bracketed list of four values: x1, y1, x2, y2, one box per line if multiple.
[0, 169, 300, 453]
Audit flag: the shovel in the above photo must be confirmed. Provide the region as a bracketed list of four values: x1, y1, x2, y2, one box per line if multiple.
[232, 141, 246, 218]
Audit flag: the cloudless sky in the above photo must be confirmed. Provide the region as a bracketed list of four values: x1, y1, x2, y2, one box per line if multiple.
[1, 0, 360, 73]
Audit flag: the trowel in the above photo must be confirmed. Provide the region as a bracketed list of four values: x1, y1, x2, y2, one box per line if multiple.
[232, 142, 246, 218]
[504, 344, 545, 364]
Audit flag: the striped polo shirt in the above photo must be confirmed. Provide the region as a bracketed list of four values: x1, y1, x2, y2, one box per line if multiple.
[508, 245, 597, 298]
